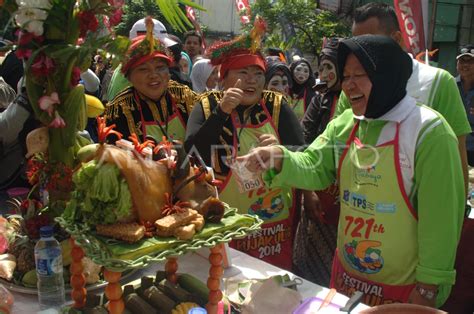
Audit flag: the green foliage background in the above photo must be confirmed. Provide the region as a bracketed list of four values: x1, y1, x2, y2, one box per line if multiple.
[251, 0, 351, 57]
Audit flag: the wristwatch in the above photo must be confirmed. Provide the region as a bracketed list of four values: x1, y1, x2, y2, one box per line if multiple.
[415, 284, 437, 300]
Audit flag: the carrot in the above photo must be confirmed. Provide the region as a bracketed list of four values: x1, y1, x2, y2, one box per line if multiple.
[107, 299, 125, 314]
[105, 282, 123, 300]
[70, 261, 84, 275]
[209, 253, 222, 266]
[104, 269, 122, 283]
[208, 290, 223, 304]
[207, 278, 220, 291]
[70, 274, 86, 289]
[165, 260, 178, 274]
[209, 266, 223, 278]
[71, 287, 86, 304]
[71, 247, 84, 260]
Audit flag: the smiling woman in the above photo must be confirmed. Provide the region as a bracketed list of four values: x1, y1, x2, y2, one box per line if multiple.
[238, 35, 465, 308]
[105, 17, 196, 143]
[184, 17, 304, 271]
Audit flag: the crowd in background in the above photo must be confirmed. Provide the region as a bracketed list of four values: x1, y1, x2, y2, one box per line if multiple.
[0, 2, 473, 312]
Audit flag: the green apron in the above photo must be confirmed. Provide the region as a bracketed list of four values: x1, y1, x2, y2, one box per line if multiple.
[135, 93, 187, 142]
[330, 121, 417, 306]
[219, 102, 297, 271]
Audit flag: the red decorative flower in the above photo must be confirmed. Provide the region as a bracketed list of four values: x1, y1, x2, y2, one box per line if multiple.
[31, 53, 55, 77]
[77, 10, 99, 38]
[71, 66, 81, 86]
[109, 8, 122, 26]
[15, 30, 44, 60]
[97, 116, 123, 144]
[15, 48, 32, 60]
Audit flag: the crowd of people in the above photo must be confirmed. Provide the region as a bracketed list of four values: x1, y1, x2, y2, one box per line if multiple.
[1, 2, 473, 312]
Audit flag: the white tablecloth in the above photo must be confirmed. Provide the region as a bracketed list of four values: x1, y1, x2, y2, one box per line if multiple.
[10, 248, 369, 313]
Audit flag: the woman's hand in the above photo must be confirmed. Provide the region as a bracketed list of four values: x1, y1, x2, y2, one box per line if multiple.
[407, 283, 437, 308]
[303, 190, 322, 222]
[258, 133, 279, 147]
[236, 146, 284, 173]
[220, 79, 243, 114]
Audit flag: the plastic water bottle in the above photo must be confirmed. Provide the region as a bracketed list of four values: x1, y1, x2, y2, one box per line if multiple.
[34, 226, 65, 310]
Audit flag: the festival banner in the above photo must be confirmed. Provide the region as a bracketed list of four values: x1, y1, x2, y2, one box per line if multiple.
[185, 5, 206, 50]
[394, 0, 426, 56]
[235, 0, 251, 24]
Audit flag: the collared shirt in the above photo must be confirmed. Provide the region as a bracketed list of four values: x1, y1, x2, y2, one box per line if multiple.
[269, 96, 464, 306]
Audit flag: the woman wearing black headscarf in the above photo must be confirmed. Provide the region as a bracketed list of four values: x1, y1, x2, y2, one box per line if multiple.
[238, 35, 464, 308]
[289, 58, 316, 120]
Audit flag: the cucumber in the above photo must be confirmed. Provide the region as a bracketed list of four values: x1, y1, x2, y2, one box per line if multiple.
[61, 85, 85, 147]
[177, 273, 209, 305]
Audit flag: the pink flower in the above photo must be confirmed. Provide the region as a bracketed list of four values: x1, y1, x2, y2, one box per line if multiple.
[0, 235, 7, 254]
[49, 111, 66, 128]
[39, 92, 60, 116]
[108, 0, 124, 5]
[31, 54, 55, 77]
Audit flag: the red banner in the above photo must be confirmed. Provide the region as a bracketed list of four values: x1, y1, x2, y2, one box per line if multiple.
[185, 5, 196, 23]
[235, 0, 251, 24]
[394, 0, 426, 56]
[185, 5, 206, 51]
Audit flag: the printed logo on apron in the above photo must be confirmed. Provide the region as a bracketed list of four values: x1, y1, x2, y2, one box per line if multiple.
[247, 187, 285, 220]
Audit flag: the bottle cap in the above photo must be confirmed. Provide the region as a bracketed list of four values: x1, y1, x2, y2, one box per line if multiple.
[39, 225, 54, 238]
[188, 307, 207, 314]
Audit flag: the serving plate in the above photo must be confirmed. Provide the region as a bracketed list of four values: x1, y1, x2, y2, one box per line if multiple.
[0, 268, 137, 295]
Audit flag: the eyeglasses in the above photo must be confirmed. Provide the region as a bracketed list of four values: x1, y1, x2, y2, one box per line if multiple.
[460, 47, 474, 54]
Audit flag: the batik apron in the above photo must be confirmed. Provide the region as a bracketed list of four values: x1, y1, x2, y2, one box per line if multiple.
[314, 94, 340, 225]
[220, 102, 297, 271]
[135, 94, 187, 142]
[330, 121, 417, 306]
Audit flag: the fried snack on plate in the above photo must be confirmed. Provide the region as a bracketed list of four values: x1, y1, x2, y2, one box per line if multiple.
[174, 224, 196, 240]
[155, 209, 197, 237]
[190, 214, 205, 232]
[96, 223, 145, 243]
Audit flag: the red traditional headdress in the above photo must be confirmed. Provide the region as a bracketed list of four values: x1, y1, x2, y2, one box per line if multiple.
[207, 16, 267, 78]
[122, 16, 173, 74]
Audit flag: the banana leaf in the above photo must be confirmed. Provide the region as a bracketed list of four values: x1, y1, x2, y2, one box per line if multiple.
[56, 206, 262, 272]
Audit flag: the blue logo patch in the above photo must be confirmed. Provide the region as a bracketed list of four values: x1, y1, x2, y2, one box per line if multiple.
[343, 190, 350, 202]
[375, 203, 397, 213]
